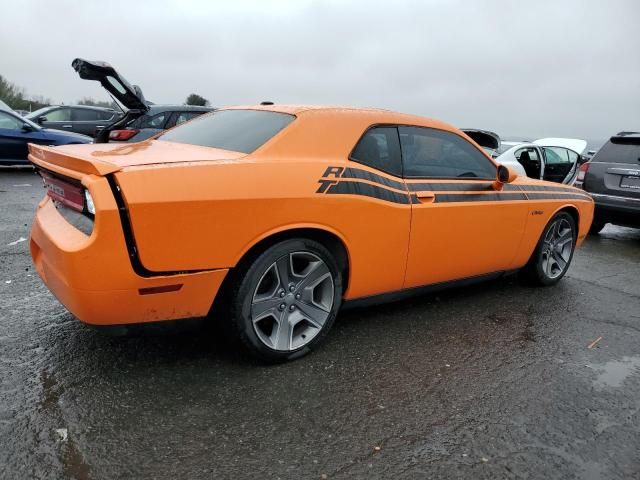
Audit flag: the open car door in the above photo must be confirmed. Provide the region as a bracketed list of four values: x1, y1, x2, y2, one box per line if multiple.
[71, 58, 150, 143]
[534, 138, 587, 184]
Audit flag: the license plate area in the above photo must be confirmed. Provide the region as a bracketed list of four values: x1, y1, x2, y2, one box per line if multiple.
[40, 171, 85, 211]
[620, 175, 640, 190]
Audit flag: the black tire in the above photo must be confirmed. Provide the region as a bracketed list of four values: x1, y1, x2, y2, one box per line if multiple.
[522, 211, 577, 286]
[589, 219, 606, 235]
[226, 238, 342, 362]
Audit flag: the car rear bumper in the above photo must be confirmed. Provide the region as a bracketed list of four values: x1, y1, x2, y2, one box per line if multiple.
[591, 192, 640, 227]
[31, 195, 228, 326]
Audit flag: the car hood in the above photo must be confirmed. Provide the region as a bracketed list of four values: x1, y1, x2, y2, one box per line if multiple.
[28, 140, 246, 176]
[533, 138, 587, 154]
[41, 128, 92, 142]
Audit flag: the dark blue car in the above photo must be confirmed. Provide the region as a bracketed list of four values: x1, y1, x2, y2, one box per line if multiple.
[0, 108, 92, 165]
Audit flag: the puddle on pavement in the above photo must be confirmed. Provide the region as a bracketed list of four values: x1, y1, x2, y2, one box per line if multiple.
[591, 356, 640, 388]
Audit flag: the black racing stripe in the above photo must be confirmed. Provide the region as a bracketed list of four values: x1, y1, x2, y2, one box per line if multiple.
[341, 167, 407, 191]
[520, 184, 584, 194]
[434, 192, 528, 203]
[406, 182, 521, 192]
[524, 193, 592, 201]
[327, 181, 411, 204]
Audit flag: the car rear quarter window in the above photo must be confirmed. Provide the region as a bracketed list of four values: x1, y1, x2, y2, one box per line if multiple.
[593, 138, 640, 164]
[158, 110, 295, 154]
[350, 127, 402, 176]
[400, 126, 496, 179]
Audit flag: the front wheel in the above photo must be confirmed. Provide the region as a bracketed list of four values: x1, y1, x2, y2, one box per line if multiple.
[522, 212, 577, 286]
[227, 239, 342, 362]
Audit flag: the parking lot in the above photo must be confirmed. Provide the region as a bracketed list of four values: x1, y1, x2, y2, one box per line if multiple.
[0, 168, 639, 479]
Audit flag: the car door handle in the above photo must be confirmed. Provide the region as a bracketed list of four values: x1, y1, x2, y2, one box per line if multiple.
[415, 192, 436, 203]
[62, 124, 72, 128]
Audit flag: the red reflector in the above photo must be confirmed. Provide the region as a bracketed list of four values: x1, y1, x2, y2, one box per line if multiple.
[138, 284, 183, 295]
[109, 129, 139, 141]
[40, 172, 84, 211]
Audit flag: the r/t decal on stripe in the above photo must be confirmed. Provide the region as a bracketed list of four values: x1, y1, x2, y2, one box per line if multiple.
[316, 166, 345, 193]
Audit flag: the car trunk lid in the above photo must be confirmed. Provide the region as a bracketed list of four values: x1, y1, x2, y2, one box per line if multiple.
[28, 141, 246, 176]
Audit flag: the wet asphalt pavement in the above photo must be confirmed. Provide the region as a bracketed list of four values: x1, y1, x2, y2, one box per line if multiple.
[1, 168, 639, 479]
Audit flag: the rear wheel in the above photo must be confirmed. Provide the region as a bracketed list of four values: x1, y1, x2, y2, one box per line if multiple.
[523, 212, 576, 286]
[227, 238, 342, 362]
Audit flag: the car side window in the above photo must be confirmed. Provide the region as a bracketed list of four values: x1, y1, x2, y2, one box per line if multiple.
[0, 111, 22, 130]
[44, 108, 71, 122]
[400, 126, 497, 179]
[140, 112, 167, 129]
[543, 147, 571, 164]
[515, 147, 540, 163]
[72, 108, 100, 121]
[350, 126, 402, 176]
[99, 110, 116, 121]
[175, 112, 202, 126]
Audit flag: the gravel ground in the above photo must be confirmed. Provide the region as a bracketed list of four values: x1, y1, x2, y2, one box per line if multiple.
[1, 168, 639, 479]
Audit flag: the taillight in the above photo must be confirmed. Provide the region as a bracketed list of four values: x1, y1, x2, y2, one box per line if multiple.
[577, 162, 590, 182]
[109, 129, 139, 141]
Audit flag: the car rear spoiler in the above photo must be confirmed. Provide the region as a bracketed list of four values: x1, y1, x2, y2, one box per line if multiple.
[28, 144, 121, 177]
[72, 58, 150, 143]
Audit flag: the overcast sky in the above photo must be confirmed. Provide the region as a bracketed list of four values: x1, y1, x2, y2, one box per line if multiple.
[1, 0, 638, 140]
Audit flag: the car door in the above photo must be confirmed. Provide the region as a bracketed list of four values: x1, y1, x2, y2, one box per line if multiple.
[39, 107, 73, 133]
[541, 146, 574, 183]
[401, 126, 529, 288]
[344, 126, 412, 295]
[71, 107, 101, 136]
[0, 111, 50, 162]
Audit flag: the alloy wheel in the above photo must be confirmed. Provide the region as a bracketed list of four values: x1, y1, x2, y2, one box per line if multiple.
[540, 218, 574, 279]
[251, 251, 335, 351]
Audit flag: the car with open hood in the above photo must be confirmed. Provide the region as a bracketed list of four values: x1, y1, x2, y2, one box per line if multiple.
[28, 104, 594, 361]
[71, 58, 212, 143]
[496, 138, 588, 184]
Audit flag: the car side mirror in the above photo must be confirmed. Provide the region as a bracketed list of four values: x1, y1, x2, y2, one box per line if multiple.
[21, 123, 33, 132]
[494, 164, 518, 190]
[37, 116, 47, 124]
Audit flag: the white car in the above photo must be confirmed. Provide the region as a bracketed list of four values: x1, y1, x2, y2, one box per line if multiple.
[496, 138, 588, 184]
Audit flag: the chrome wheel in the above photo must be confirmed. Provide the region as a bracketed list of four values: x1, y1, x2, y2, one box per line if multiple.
[251, 251, 335, 351]
[540, 217, 574, 279]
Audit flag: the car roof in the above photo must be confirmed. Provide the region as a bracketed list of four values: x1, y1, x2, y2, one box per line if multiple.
[147, 105, 214, 114]
[533, 138, 587, 154]
[43, 104, 117, 112]
[222, 104, 456, 131]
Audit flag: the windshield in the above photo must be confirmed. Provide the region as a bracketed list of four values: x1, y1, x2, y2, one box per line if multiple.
[158, 109, 295, 154]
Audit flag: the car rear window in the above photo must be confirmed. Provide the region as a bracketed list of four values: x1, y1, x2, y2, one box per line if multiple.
[593, 137, 640, 164]
[158, 109, 295, 154]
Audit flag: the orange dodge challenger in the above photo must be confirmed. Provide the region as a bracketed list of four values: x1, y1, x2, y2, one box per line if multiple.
[29, 61, 593, 361]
